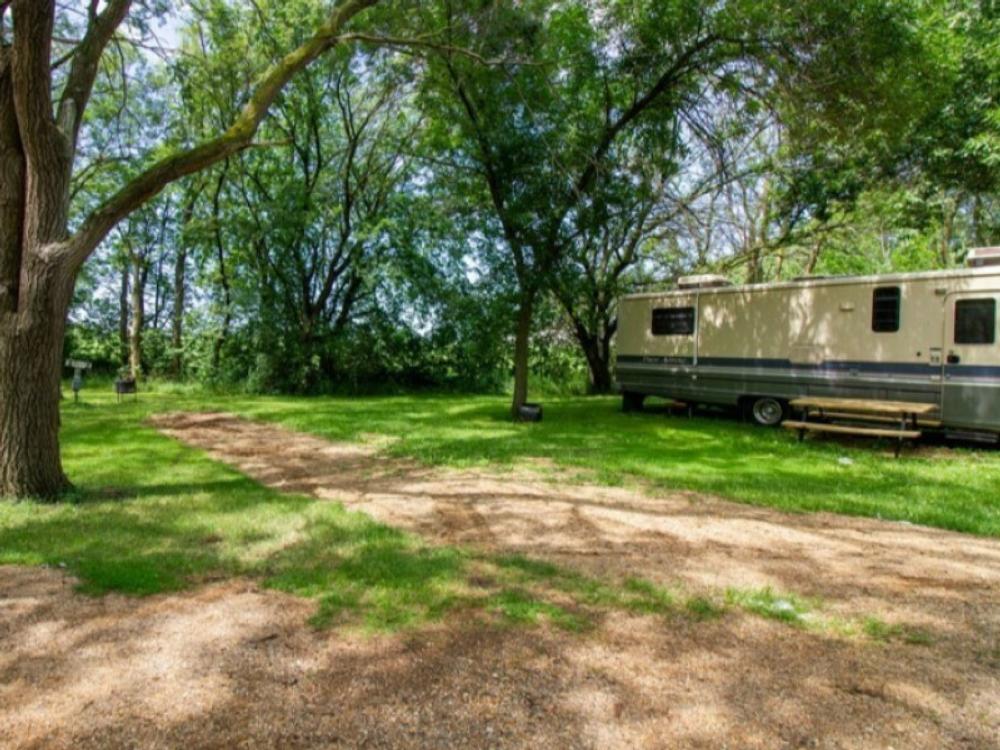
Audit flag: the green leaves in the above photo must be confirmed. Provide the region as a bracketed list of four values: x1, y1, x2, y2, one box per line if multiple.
[63, 0, 998, 394]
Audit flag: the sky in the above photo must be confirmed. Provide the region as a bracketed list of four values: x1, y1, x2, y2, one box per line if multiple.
[154, 6, 183, 50]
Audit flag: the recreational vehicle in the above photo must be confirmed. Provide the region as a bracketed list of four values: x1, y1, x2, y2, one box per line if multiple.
[614, 247, 1000, 439]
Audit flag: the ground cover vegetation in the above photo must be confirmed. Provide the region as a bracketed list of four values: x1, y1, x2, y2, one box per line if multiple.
[222, 391, 1000, 536]
[2, 0, 998, 498]
[2, 7, 997, 747]
[2, 386, 976, 639]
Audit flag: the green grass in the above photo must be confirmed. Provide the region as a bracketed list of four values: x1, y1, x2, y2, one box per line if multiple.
[684, 595, 726, 620]
[725, 587, 817, 625]
[861, 616, 935, 645]
[488, 589, 589, 631]
[0, 401, 593, 631]
[0, 389, 725, 631]
[0, 383, 991, 637]
[128, 387, 1000, 537]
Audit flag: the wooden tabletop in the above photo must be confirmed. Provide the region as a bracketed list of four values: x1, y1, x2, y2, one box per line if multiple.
[789, 396, 939, 416]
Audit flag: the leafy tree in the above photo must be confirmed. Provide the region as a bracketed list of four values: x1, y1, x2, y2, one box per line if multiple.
[231, 55, 417, 389]
[0, 0, 381, 498]
[718, 0, 989, 279]
[418, 0, 930, 416]
[117, 199, 172, 378]
[550, 117, 754, 392]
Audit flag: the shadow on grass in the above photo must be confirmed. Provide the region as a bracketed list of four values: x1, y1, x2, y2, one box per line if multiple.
[2, 388, 986, 638]
[0, 410, 624, 630]
[260, 515, 470, 630]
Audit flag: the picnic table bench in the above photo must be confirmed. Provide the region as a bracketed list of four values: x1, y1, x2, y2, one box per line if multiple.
[783, 397, 939, 457]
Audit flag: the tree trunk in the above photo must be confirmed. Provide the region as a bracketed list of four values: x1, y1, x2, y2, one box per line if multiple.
[128, 254, 146, 379]
[170, 185, 200, 379]
[151, 248, 164, 329]
[0, 48, 24, 315]
[171, 245, 186, 378]
[805, 238, 824, 275]
[972, 194, 984, 246]
[510, 290, 534, 417]
[571, 320, 614, 396]
[211, 166, 231, 371]
[747, 246, 761, 284]
[118, 260, 129, 365]
[0, 268, 74, 499]
[211, 268, 232, 372]
[0, 8, 74, 499]
[583, 338, 613, 394]
[940, 194, 957, 267]
[1, 0, 380, 499]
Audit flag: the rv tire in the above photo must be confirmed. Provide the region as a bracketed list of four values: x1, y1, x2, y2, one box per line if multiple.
[622, 392, 646, 412]
[747, 396, 787, 427]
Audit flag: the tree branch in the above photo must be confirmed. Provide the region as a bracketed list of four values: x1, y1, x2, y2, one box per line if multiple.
[55, 0, 131, 153]
[61, 0, 380, 270]
[338, 32, 518, 67]
[10, 0, 60, 162]
[574, 33, 721, 197]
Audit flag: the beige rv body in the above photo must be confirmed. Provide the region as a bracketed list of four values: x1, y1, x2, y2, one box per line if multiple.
[615, 266, 1000, 433]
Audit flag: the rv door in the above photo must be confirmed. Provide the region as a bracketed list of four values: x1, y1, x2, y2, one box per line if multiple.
[942, 291, 1000, 432]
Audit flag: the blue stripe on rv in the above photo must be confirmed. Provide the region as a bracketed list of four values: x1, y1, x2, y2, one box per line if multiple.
[615, 355, 1000, 379]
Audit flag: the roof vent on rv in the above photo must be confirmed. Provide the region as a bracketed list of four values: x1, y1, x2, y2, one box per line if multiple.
[967, 247, 1000, 268]
[676, 274, 732, 290]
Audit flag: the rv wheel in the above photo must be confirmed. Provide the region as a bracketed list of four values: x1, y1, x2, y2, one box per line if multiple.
[622, 392, 646, 412]
[749, 397, 786, 427]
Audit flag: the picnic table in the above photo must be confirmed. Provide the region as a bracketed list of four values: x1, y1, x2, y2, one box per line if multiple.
[783, 396, 939, 457]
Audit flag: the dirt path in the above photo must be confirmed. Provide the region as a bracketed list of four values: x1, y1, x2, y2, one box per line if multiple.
[151, 414, 1000, 627]
[2, 412, 998, 749]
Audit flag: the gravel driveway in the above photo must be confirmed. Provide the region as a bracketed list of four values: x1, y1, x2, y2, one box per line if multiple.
[1, 412, 997, 749]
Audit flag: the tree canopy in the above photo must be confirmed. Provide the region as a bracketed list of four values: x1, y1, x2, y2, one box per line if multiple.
[0, 0, 996, 497]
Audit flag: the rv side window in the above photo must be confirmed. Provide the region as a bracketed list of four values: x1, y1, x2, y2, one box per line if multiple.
[652, 307, 695, 336]
[872, 287, 901, 332]
[955, 299, 996, 345]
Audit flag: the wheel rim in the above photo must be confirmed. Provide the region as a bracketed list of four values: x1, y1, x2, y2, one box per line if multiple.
[752, 398, 783, 426]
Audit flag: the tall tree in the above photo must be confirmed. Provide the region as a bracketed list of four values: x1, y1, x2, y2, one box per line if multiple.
[226, 47, 417, 389]
[552, 165, 726, 393]
[420, 0, 926, 417]
[117, 201, 171, 378]
[171, 181, 203, 378]
[0, 0, 380, 498]
[117, 257, 129, 364]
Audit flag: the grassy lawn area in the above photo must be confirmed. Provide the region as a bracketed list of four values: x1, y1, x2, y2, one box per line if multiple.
[218, 390, 1000, 537]
[0, 384, 997, 634]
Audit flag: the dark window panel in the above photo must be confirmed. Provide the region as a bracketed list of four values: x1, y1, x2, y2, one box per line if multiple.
[872, 287, 901, 333]
[652, 307, 695, 336]
[955, 299, 996, 345]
